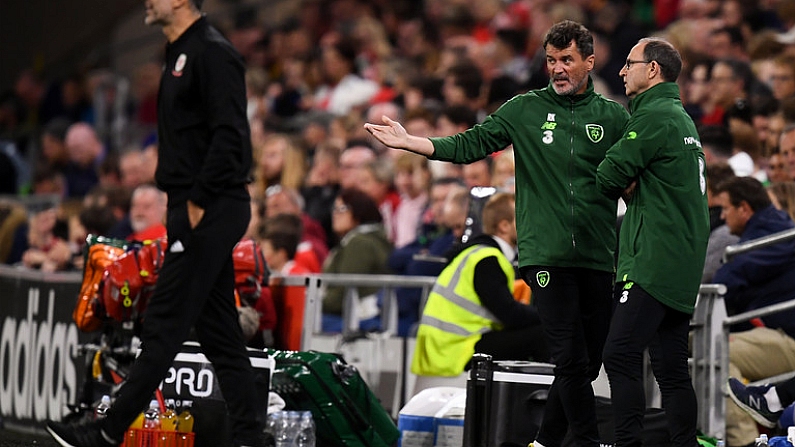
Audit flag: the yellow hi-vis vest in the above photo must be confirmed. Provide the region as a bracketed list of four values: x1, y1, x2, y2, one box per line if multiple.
[411, 244, 514, 376]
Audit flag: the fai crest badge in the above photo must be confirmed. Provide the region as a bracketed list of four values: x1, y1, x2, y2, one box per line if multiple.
[586, 124, 604, 143]
[536, 271, 550, 288]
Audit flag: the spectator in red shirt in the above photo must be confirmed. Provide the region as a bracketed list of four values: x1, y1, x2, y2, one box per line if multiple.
[127, 184, 167, 242]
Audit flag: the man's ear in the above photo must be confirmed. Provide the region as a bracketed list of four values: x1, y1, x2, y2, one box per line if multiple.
[649, 60, 661, 80]
[585, 54, 596, 72]
[739, 200, 754, 217]
[497, 218, 512, 234]
[173, 0, 190, 11]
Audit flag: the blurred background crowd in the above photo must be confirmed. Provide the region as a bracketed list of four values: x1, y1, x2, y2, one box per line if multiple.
[1, 0, 795, 284]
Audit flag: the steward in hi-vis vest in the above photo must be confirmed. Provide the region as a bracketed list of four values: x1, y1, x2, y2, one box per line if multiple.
[411, 193, 546, 377]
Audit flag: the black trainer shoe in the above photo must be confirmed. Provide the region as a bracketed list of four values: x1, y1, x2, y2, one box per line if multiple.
[46, 420, 119, 447]
[727, 377, 782, 428]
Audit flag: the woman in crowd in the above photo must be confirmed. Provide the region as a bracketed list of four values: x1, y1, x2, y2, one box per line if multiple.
[321, 188, 392, 332]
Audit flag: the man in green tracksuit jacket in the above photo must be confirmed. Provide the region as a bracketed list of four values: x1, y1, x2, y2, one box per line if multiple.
[596, 38, 709, 447]
[367, 21, 628, 447]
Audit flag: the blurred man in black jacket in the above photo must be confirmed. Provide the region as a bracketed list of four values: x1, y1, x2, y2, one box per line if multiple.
[47, 1, 263, 446]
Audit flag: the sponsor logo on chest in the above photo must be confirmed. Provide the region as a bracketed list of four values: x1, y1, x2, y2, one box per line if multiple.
[539, 112, 605, 145]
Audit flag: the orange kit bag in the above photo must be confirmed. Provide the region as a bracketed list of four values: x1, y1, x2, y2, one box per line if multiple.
[73, 236, 128, 332]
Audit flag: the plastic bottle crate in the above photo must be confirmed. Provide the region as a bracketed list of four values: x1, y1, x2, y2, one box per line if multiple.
[121, 428, 195, 447]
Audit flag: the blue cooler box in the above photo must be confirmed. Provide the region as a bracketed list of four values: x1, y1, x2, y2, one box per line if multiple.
[433, 392, 466, 447]
[399, 387, 466, 447]
[399, 414, 435, 447]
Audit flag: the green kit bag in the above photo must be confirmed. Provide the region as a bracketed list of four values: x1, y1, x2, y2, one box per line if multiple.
[267, 349, 399, 447]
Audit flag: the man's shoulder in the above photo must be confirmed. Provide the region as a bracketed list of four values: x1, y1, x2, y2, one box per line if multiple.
[494, 88, 554, 117]
[194, 24, 243, 60]
[590, 93, 629, 117]
[500, 90, 542, 107]
[460, 238, 503, 258]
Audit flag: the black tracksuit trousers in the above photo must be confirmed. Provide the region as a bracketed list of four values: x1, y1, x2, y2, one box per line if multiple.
[522, 266, 614, 447]
[102, 191, 261, 446]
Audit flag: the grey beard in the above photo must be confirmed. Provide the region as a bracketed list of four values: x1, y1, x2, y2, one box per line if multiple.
[553, 76, 588, 96]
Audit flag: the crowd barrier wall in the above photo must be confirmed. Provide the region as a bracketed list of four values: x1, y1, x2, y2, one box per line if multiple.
[5, 235, 793, 440]
[0, 265, 88, 433]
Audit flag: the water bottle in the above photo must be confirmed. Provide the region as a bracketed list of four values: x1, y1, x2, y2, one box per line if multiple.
[177, 407, 194, 433]
[274, 411, 292, 447]
[94, 395, 111, 420]
[159, 404, 177, 431]
[296, 411, 316, 447]
[130, 411, 145, 429]
[265, 412, 279, 437]
[287, 411, 301, 446]
[143, 399, 161, 430]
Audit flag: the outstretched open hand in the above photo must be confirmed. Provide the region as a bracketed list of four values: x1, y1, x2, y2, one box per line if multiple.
[364, 115, 408, 149]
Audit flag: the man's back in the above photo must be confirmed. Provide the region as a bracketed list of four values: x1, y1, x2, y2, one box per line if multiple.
[714, 205, 795, 335]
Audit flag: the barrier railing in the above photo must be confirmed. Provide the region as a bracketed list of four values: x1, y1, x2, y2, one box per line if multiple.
[0, 257, 779, 436]
[698, 227, 795, 440]
[722, 227, 795, 263]
[285, 273, 737, 429]
[271, 273, 437, 418]
[691, 284, 728, 439]
[285, 273, 735, 430]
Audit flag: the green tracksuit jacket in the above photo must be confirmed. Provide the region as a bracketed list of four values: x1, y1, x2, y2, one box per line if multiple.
[430, 79, 630, 272]
[596, 82, 709, 313]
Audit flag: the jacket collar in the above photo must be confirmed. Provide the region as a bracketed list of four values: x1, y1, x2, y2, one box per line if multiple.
[339, 223, 384, 246]
[168, 15, 206, 48]
[741, 205, 795, 242]
[628, 82, 680, 114]
[491, 235, 517, 262]
[546, 76, 595, 106]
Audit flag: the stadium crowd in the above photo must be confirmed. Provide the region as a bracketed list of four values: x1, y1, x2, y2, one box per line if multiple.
[3, 1, 795, 445]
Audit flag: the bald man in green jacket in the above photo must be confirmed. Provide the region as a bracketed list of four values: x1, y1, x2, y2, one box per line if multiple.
[596, 37, 709, 447]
